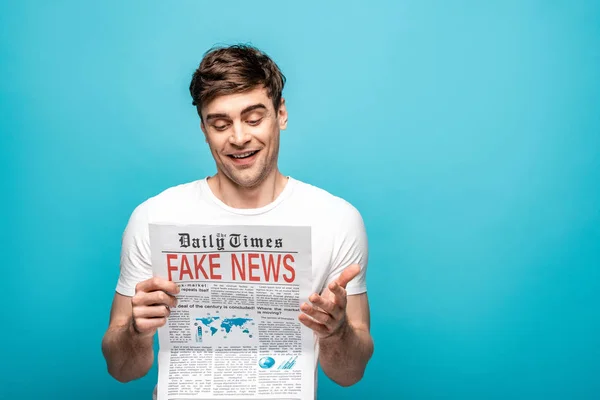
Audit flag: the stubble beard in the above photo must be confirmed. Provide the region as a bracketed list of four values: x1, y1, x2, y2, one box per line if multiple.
[218, 143, 279, 190]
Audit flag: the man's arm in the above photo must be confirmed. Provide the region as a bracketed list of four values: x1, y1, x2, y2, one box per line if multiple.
[299, 265, 374, 387]
[317, 292, 373, 386]
[101, 293, 154, 383]
[101, 278, 178, 382]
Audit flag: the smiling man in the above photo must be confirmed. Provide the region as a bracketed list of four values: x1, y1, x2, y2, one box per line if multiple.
[101, 44, 374, 398]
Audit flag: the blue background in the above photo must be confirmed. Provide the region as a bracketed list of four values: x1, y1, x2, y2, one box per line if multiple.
[2, 1, 599, 399]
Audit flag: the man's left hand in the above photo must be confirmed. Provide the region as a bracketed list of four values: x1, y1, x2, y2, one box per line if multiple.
[298, 264, 361, 339]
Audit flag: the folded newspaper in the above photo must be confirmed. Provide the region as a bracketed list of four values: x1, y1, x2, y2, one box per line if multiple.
[149, 224, 315, 400]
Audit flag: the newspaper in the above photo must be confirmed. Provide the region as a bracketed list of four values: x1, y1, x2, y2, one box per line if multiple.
[149, 224, 314, 400]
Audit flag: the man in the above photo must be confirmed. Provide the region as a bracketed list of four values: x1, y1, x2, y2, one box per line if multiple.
[101, 44, 374, 397]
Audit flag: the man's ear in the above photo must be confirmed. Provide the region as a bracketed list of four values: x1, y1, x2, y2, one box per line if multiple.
[278, 98, 288, 130]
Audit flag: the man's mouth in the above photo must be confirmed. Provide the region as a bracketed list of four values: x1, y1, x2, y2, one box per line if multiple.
[229, 150, 259, 159]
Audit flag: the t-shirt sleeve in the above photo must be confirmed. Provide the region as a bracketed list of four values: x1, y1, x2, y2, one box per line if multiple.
[115, 202, 153, 297]
[325, 203, 369, 296]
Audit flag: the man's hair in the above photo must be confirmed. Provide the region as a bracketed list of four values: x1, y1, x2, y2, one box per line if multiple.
[189, 44, 286, 118]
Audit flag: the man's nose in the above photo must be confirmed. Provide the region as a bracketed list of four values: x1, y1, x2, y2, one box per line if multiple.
[229, 122, 251, 146]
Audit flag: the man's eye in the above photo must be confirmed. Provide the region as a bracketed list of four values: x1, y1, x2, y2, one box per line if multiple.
[247, 118, 263, 126]
[214, 124, 229, 131]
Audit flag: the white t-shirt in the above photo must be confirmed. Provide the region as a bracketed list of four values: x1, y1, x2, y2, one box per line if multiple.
[116, 176, 369, 397]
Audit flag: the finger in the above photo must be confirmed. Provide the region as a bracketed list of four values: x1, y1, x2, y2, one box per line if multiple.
[327, 282, 347, 307]
[300, 302, 333, 326]
[133, 305, 171, 319]
[298, 313, 330, 336]
[308, 293, 338, 316]
[335, 264, 361, 289]
[133, 290, 178, 308]
[134, 317, 167, 333]
[136, 277, 180, 295]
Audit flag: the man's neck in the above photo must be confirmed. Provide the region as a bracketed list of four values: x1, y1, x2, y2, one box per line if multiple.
[207, 170, 288, 209]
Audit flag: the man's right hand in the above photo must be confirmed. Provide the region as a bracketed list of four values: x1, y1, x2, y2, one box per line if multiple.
[131, 277, 180, 338]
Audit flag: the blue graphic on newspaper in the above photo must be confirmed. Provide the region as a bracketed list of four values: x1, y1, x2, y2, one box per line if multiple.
[277, 356, 298, 370]
[258, 356, 276, 369]
[194, 311, 254, 342]
[258, 356, 297, 370]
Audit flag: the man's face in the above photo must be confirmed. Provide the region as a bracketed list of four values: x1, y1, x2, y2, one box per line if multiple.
[200, 87, 288, 188]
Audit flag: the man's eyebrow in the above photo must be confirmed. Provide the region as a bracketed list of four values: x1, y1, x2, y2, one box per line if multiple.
[241, 103, 267, 115]
[205, 113, 229, 122]
[205, 104, 267, 122]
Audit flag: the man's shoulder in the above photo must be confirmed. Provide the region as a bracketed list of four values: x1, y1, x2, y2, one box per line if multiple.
[290, 179, 367, 253]
[133, 179, 204, 217]
[290, 178, 363, 221]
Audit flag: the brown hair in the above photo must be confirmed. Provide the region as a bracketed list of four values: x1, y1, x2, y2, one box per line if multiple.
[189, 44, 286, 118]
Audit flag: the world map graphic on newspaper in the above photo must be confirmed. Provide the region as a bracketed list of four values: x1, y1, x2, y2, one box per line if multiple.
[195, 313, 254, 340]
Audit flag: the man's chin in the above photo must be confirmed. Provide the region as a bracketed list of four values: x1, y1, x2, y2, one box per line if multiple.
[226, 172, 264, 189]
[219, 162, 273, 189]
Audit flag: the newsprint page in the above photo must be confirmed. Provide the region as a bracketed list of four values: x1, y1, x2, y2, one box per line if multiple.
[149, 224, 315, 400]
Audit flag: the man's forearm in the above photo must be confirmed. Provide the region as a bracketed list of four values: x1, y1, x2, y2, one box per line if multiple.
[318, 322, 374, 387]
[101, 320, 155, 383]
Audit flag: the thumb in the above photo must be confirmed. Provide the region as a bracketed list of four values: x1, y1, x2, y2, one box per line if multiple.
[335, 264, 361, 289]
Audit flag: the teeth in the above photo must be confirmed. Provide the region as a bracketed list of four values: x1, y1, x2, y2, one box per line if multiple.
[232, 151, 256, 159]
